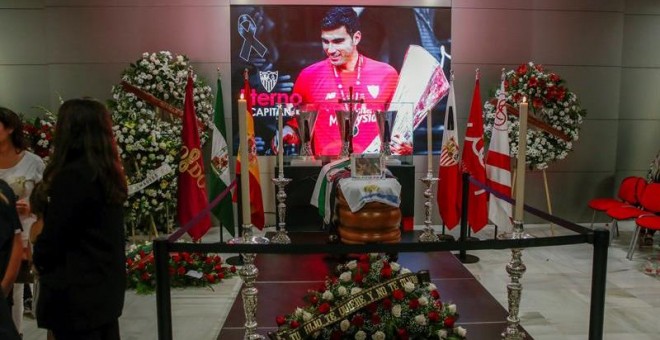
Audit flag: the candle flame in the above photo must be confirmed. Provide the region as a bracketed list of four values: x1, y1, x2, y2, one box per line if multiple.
[522, 96, 527, 103]
[240, 92, 244, 100]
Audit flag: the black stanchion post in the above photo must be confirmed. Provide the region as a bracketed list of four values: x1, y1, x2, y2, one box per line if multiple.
[154, 238, 173, 340]
[456, 172, 479, 263]
[588, 228, 609, 340]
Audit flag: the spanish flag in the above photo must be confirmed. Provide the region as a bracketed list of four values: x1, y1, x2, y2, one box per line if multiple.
[235, 70, 265, 229]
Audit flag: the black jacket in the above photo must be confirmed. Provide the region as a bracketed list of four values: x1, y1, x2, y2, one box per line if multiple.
[33, 158, 126, 332]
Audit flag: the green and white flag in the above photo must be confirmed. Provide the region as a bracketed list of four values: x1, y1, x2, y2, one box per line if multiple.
[310, 157, 350, 223]
[209, 76, 235, 236]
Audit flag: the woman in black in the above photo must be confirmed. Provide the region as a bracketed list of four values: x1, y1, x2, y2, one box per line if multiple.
[0, 179, 22, 340]
[33, 98, 128, 340]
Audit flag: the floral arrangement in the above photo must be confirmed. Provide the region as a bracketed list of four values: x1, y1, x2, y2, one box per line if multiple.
[109, 51, 214, 232]
[125, 242, 237, 294]
[22, 108, 56, 163]
[484, 62, 586, 170]
[271, 254, 467, 340]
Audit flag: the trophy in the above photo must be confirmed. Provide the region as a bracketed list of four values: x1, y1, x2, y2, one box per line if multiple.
[375, 110, 397, 156]
[290, 104, 321, 166]
[335, 109, 356, 158]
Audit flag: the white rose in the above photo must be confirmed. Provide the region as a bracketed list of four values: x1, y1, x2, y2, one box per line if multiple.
[392, 304, 402, 318]
[371, 331, 385, 340]
[346, 260, 357, 270]
[400, 268, 411, 274]
[322, 290, 334, 301]
[418, 296, 428, 306]
[302, 311, 312, 321]
[414, 314, 427, 326]
[437, 329, 448, 339]
[403, 282, 415, 293]
[427, 283, 437, 291]
[369, 253, 379, 260]
[447, 303, 457, 314]
[354, 330, 366, 340]
[294, 307, 304, 317]
[350, 287, 362, 295]
[340, 319, 350, 332]
[455, 326, 467, 337]
[339, 272, 352, 282]
[337, 286, 347, 296]
[390, 262, 400, 272]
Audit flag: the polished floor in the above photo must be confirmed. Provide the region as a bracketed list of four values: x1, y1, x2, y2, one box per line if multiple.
[23, 222, 660, 339]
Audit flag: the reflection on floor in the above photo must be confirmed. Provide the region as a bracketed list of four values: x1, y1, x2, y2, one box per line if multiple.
[22, 222, 660, 340]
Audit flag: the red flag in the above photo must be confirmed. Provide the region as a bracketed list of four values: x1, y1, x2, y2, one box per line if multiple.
[437, 80, 461, 229]
[178, 73, 212, 240]
[234, 70, 265, 229]
[486, 75, 513, 230]
[461, 75, 488, 232]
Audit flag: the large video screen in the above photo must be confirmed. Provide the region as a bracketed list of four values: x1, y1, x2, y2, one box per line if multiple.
[230, 5, 451, 156]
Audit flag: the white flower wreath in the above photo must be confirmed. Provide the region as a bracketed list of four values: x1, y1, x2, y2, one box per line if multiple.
[109, 51, 213, 232]
[484, 62, 586, 170]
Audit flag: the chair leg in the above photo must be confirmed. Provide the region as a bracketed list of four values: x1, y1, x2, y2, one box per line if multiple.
[627, 224, 642, 260]
[589, 210, 596, 229]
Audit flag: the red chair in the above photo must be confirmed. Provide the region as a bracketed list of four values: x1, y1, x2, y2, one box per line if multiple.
[605, 180, 650, 240]
[626, 182, 660, 260]
[588, 176, 646, 228]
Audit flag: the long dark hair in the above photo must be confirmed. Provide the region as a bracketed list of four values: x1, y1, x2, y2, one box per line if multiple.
[43, 98, 127, 204]
[0, 106, 27, 151]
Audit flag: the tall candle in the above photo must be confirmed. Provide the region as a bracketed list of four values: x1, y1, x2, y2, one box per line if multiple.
[277, 104, 284, 177]
[514, 97, 529, 221]
[427, 110, 433, 174]
[238, 96, 251, 225]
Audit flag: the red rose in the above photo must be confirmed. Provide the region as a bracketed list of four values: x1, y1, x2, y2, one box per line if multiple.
[318, 285, 326, 293]
[532, 97, 544, 110]
[430, 290, 440, 300]
[534, 64, 544, 72]
[214, 255, 221, 263]
[275, 315, 286, 326]
[397, 328, 409, 340]
[290, 320, 300, 329]
[549, 73, 560, 83]
[380, 266, 392, 278]
[513, 93, 522, 103]
[318, 303, 331, 314]
[557, 87, 566, 101]
[230, 266, 237, 273]
[444, 315, 456, 328]
[359, 262, 369, 273]
[371, 313, 381, 325]
[182, 252, 190, 261]
[217, 272, 225, 279]
[126, 258, 133, 267]
[358, 254, 369, 262]
[381, 298, 392, 310]
[141, 272, 150, 281]
[309, 295, 319, 305]
[177, 266, 186, 276]
[137, 262, 146, 271]
[171, 254, 180, 262]
[528, 76, 538, 88]
[428, 311, 440, 323]
[516, 64, 528, 76]
[139, 250, 146, 258]
[205, 257, 213, 265]
[214, 264, 223, 272]
[408, 299, 419, 309]
[206, 274, 216, 283]
[354, 272, 363, 284]
[392, 289, 405, 301]
[351, 315, 364, 327]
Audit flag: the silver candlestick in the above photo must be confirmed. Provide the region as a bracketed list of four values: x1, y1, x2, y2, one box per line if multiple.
[499, 220, 530, 340]
[270, 176, 292, 244]
[228, 224, 269, 340]
[418, 172, 440, 242]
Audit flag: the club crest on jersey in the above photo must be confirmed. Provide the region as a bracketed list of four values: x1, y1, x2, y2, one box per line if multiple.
[259, 70, 278, 93]
[325, 92, 337, 100]
[367, 85, 380, 99]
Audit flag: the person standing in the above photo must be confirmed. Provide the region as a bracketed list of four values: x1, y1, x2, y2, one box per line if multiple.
[292, 7, 399, 156]
[0, 179, 22, 340]
[0, 107, 45, 335]
[33, 98, 128, 339]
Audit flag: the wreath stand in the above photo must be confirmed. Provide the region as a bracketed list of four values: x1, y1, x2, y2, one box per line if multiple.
[512, 167, 555, 236]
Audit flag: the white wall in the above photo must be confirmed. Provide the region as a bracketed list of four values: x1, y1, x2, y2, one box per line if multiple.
[1, 0, 658, 228]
